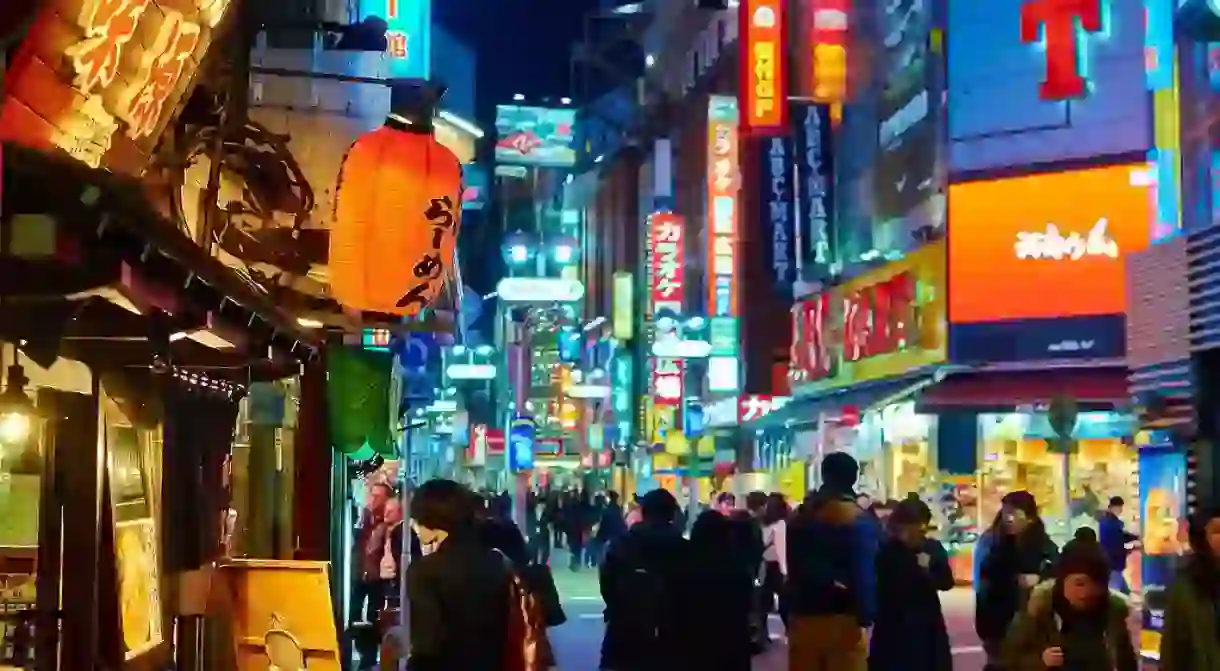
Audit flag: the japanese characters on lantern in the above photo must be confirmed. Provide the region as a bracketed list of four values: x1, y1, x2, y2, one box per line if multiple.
[740, 0, 789, 134]
[649, 212, 686, 407]
[397, 196, 459, 312]
[1, 0, 230, 171]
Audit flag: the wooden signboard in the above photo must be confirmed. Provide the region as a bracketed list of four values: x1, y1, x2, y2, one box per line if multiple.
[0, 0, 234, 176]
[219, 559, 341, 671]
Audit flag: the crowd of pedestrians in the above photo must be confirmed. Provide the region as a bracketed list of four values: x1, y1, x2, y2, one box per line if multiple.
[355, 456, 1220, 670]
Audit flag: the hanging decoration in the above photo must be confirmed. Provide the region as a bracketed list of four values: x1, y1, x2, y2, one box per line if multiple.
[329, 84, 463, 316]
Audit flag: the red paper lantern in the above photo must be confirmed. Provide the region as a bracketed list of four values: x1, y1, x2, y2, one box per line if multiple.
[330, 118, 462, 316]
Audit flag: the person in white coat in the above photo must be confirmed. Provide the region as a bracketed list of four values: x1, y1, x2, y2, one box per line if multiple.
[760, 493, 791, 629]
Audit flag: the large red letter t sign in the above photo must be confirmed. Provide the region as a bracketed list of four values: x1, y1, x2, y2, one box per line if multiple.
[1020, 0, 1102, 100]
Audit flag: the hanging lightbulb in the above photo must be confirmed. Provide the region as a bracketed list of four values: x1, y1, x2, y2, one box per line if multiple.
[0, 411, 30, 445]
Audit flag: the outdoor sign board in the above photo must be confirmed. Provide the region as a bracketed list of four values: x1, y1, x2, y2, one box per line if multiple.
[801, 0, 849, 105]
[494, 105, 577, 167]
[790, 240, 947, 394]
[707, 96, 742, 392]
[759, 134, 796, 294]
[948, 0, 1148, 173]
[0, 0, 233, 175]
[739, 0, 789, 135]
[360, 0, 431, 79]
[649, 212, 685, 406]
[947, 163, 1152, 361]
[792, 101, 835, 279]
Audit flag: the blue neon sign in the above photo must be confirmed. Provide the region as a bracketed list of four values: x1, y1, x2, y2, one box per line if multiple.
[361, 0, 431, 79]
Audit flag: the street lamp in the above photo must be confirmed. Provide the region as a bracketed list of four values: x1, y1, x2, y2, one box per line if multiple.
[502, 230, 539, 275]
[0, 362, 36, 446]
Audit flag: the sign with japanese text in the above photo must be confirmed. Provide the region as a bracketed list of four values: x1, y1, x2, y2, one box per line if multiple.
[651, 358, 685, 407]
[648, 212, 685, 315]
[790, 240, 947, 395]
[759, 135, 796, 294]
[738, 395, 790, 423]
[649, 211, 686, 407]
[360, 0, 431, 78]
[792, 102, 835, 279]
[707, 97, 740, 318]
[0, 0, 231, 174]
[1019, 0, 1101, 100]
[495, 106, 578, 167]
[740, 0, 788, 134]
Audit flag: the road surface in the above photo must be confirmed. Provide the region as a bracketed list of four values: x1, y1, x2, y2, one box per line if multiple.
[546, 553, 987, 670]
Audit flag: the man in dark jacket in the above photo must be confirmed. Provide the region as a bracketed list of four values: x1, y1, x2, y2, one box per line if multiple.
[1098, 495, 1139, 594]
[599, 488, 694, 670]
[786, 452, 880, 671]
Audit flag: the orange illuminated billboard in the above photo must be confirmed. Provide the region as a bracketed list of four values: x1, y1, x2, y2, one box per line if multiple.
[948, 163, 1153, 324]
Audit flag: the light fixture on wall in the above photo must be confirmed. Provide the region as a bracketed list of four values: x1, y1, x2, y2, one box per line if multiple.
[0, 354, 36, 446]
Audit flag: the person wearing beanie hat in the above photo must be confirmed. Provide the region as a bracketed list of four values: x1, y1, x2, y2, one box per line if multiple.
[1001, 534, 1137, 670]
[975, 490, 1059, 669]
[1158, 506, 1220, 670]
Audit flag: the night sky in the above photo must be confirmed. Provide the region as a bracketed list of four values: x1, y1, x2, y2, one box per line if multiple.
[436, 0, 602, 123]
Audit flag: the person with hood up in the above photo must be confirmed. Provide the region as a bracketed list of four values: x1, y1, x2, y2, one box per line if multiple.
[785, 452, 880, 671]
[1158, 506, 1220, 669]
[598, 488, 693, 670]
[869, 498, 954, 671]
[975, 490, 1059, 669]
[1001, 534, 1138, 670]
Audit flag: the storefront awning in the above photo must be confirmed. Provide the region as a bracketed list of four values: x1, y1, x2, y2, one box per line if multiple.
[743, 365, 948, 431]
[917, 367, 1129, 410]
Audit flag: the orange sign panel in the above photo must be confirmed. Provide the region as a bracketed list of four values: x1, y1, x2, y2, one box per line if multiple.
[740, 0, 789, 134]
[948, 164, 1153, 324]
[0, 0, 231, 174]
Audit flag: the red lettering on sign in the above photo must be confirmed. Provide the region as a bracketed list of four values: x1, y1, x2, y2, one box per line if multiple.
[1019, 0, 1102, 100]
[387, 30, 408, 58]
[66, 0, 154, 95]
[123, 13, 201, 138]
[843, 271, 919, 362]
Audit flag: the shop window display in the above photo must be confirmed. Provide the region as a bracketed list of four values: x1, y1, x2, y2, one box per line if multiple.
[978, 413, 1137, 548]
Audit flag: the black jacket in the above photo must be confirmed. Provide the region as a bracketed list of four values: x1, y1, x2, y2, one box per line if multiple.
[975, 529, 1058, 641]
[870, 537, 955, 671]
[479, 517, 530, 567]
[599, 521, 694, 670]
[406, 534, 511, 671]
[688, 515, 755, 671]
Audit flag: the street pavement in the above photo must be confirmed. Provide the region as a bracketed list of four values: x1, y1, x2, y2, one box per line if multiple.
[545, 551, 989, 670]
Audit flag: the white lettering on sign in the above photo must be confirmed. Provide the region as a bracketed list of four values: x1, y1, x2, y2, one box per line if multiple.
[51, 96, 118, 168]
[119, 11, 202, 138]
[1014, 218, 1119, 260]
[767, 137, 792, 285]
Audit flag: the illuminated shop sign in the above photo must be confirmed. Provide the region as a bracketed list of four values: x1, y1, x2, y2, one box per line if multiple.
[496, 277, 585, 303]
[809, 0, 849, 104]
[0, 0, 232, 173]
[793, 102, 835, 278]
[707, 97, 741, 392]
[1014, 219, 1119, 260]
[649, 212, 686, 406]
[740, 0, 788, 134]
[360, 0, 432, 78]
[790, 241, 947, 393]
[1019, 0, 1103, 100]
[760, 135, 796, 293]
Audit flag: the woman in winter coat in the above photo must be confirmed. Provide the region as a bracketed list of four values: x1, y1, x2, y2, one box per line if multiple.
[1158, 506, 1220, 669]
[975, 490, 1059, 669]
[1002, 536, 1138, 671]
[869, 499, 955, 671]
[688, 510, 754, 671]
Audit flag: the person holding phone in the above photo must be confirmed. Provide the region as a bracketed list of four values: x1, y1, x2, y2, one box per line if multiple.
[1001, 534, 1137, 670]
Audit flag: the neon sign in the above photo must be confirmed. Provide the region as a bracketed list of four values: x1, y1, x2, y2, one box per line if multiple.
[649, 212, 686, 406]
[1019, 0, 1103, 100]
[740, 0, 788, 133]
[361, 0, 431, 78]
[1014, 218, 1119, 260]
[809, 0, 848, 104]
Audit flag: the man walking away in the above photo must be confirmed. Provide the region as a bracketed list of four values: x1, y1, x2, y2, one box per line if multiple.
[593, 491, 628, 565]
[599, 489, 693, 671]
[786, 452, 880, 671]
[1098, 495, 1140, 594]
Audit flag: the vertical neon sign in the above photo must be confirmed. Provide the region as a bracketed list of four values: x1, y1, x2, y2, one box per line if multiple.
[809, 0, 848, 108]
[1146, 0, 1181, 240]
[1019, 0, 1103, 100]
[740, 0, 789, 134]
[361, 0, 431, 78]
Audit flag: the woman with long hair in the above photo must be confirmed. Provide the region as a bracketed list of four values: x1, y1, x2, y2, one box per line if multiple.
[1002, 534, 1137, 670]
[975, 490, 1059, 670]
[759, 493, 791, 629]
[1158, 506, 1220, 669]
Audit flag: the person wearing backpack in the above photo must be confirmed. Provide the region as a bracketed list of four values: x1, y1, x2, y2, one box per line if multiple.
[785, 452, 881, 671]
[598, 488, 693, 671]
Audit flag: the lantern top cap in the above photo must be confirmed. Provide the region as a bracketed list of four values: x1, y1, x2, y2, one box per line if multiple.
[387, 80, 447, 133]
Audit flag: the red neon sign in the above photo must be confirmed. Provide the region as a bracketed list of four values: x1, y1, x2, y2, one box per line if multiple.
[809, 0, 848, 104]
[842, 271, 917, 362]
[740, 0, 789, 134]
[1019, 0, 1102, 100]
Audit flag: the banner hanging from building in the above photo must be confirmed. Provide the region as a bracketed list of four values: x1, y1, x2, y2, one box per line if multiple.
[649, 212, 686, 405]
[792, 101, 835, 280]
